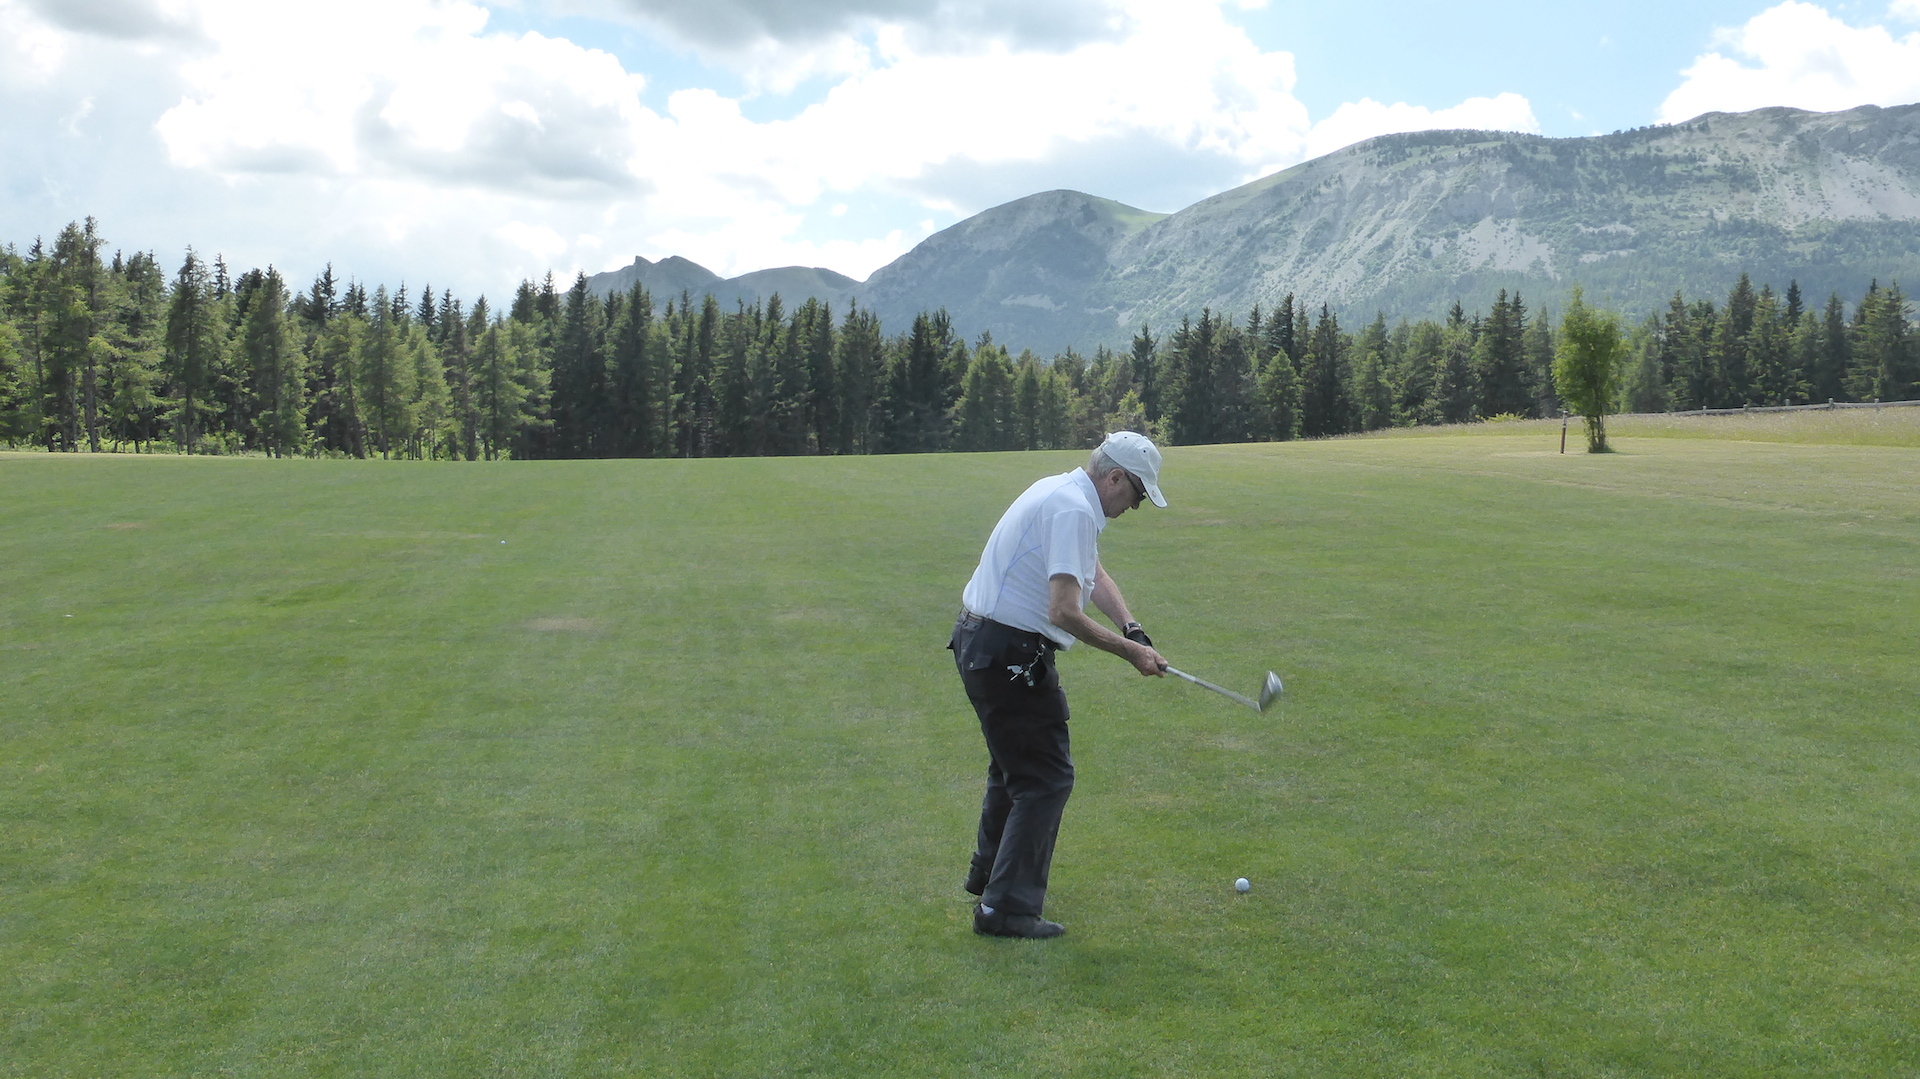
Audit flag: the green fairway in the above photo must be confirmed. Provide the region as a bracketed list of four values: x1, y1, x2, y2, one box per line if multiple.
[4, 432, 1918, 1076]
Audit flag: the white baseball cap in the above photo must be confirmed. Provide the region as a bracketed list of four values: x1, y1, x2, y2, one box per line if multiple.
[1099, 431, 1167, 508]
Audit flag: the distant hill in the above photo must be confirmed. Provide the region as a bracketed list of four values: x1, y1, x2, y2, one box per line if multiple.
[588, 103, 1920, 354]
[857, 190, 1168, 351]
[588, 255, 857, 312]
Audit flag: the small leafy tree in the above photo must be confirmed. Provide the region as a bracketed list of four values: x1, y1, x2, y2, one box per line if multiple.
[1554, 287, 1624, 453]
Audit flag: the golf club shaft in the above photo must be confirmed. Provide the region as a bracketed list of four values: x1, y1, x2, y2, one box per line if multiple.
[1163, 666, 1261, 711]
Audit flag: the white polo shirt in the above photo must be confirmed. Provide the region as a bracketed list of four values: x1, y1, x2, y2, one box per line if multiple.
[961, 468, 1106, 649]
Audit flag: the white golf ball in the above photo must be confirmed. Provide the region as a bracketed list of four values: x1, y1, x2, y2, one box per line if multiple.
[1234, 877, 1251, 893]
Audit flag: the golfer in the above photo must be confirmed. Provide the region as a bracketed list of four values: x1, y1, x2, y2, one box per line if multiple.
[951, 431, 1170, 939]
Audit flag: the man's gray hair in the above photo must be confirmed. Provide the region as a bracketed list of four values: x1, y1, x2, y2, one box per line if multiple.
[1088, 446, 1120, 475]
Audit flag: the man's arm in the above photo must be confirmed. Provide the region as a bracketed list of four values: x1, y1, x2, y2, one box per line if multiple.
[1088, 561, 1133, 629]
[1049, 573, 1166, 677]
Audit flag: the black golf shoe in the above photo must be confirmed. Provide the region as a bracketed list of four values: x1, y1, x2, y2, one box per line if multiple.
[973, 904, 1066, 939]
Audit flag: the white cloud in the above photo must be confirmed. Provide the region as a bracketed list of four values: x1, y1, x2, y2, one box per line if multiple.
[497, 220, 568, 262]
[1304, 92, 1540, 160]
[0, 0, 72, 76]
[591, 0, 1129, 62]
[1657, 1, 1920, 122]
[1893, 0, 1920, 22]
[155, 0, 648, 192]
[2, 0, 1540, 297]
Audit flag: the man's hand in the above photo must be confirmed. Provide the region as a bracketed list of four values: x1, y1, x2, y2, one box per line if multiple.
[1050, 573, 1167, 677]
[1126, 640, 1169, 677]
[1122, 621, 1152, 647]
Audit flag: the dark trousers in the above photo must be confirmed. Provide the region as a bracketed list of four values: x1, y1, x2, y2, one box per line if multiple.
[952, 614, 1074, 917]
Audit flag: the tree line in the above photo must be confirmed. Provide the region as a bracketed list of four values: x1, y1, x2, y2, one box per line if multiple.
[2, 219, 1914, 458]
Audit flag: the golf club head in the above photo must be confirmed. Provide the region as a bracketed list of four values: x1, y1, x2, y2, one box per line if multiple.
[1257, 671, 1284, 711]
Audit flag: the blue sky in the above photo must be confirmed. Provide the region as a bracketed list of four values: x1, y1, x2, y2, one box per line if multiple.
[4, 0, 1919, 302]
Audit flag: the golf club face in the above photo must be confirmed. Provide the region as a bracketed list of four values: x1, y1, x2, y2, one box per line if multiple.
[1257, 671, 1283, 711]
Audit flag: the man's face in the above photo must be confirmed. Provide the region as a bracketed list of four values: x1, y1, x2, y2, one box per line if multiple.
[1098, 467, 1147, 519]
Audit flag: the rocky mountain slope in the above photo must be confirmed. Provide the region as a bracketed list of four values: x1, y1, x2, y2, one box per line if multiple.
[590, 103, 1920, 354]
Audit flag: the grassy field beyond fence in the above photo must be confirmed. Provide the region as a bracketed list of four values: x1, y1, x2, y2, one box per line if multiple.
[3, 432, 1917, 1076]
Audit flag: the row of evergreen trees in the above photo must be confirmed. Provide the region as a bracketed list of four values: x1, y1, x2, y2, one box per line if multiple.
[1620, 275, 1916, 412]
[2, 219, 1914, 458]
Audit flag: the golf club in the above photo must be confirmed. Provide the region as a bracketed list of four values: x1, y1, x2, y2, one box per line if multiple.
[1165, 666, 1284, 712]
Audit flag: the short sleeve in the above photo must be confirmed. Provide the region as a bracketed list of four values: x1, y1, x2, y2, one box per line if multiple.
[1041, 505, 1098, 587]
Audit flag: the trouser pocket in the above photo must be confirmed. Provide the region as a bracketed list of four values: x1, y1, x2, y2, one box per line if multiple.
[954, 619, 1056, 690]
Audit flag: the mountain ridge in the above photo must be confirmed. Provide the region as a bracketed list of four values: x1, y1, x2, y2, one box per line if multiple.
[588, 103, 1920, 353]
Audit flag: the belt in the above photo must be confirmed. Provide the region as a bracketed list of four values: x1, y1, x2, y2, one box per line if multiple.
[956, 609, 1055, 652]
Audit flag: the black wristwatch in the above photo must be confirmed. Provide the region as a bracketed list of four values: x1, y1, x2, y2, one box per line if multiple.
[1122, 621, 1152, 647]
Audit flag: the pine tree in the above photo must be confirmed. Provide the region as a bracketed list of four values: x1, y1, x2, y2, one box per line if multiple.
[6, 240, 51, 447]
[954, 338, 1014, 451]
[713, 300, 758, 457]
[834, 302, 883, 454]
[1300, 305, 1352, 437]
[1812, 292, 1850, 402]
[507, 314, 553, 460]
[607, 282, 655, 457]
[1264, 294, 1297, 372]
[1621, 313, 1667, 414]
[42, 220, 109, 451]
[358, 286, 417, 458]
[1068, 342, 1123, 446]
[1474, 289, 1529, 417]
[1129, 324, 1159, 424]
[1664, 295, 1713, 410]
[0, 246, 23, 444]
[1213, 318, 1256, 443]
[416, 285, 437, 342]
[0, 311, 21, 445]
[1254, 334, 1303, 439]
[670, 294, 718, 458]
[473, 302, 533, 461]
[1011, 351, 1041, 451]
[882, 310, 958, 453]
[1848, 281, 1916, 402]
[1396, 320, 1444, 425]
[1747, 285, 1797, 404]
[98, 251, 167, 451]
[550, 273, 607, 458]
[767, 295, 812, 455]
[404, 322, 451, 458]
[0, 244, 33, 445]
[1432, 318, 1476, 425]
[1350, 313, 1394, 430]
[1037, 363, 1072, 449]
[1164, 310, 1219, 445]
[1787, 309, 1821, 407]
[1523, 310, 1557, 418]
[313, 313, 366, 457]
[440, 296, 479, 460]
[162, 250, 226, 453]
[242, 267, 305, 456]
[1709, 272, 1757, 406]
[801, 299, 836, 454]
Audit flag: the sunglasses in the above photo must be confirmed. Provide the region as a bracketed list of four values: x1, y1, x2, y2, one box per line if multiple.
[1123, 471, 1146, 506]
